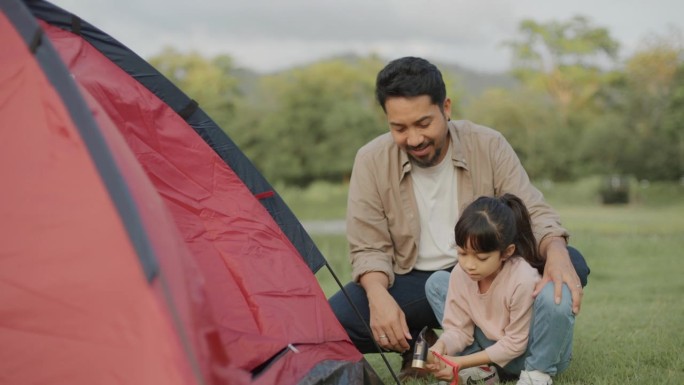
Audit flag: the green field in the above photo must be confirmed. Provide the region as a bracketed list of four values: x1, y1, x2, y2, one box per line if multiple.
[283, 180, 684, 385]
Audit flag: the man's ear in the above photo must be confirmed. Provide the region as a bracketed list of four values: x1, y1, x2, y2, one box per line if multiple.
[443, 98, 452, 119]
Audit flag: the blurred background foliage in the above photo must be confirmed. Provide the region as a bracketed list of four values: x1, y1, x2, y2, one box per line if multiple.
[149, 15, 684, 188]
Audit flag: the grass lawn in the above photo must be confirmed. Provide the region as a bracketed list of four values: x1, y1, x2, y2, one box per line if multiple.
[284, 180, 684, 385]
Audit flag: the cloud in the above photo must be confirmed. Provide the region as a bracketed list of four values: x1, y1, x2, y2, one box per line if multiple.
[52, 0, 684, 73]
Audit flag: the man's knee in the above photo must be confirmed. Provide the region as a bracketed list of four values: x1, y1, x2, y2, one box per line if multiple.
[423, 270, 450, 327]
[568, 246, 590, 287]
[425, 270, 449, 299]
[534, 283, 574, 318]
[328, 284, 376, 352]
[329, 283, 368, 328]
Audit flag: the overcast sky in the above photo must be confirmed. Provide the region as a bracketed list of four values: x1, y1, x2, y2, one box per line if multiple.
[51, 0, 683, 74]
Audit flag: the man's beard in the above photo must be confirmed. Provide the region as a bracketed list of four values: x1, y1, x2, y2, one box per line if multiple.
[408, 142, 442, 168]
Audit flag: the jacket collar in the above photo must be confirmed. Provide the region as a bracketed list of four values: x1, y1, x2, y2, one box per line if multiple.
[448, 121, 469, 170]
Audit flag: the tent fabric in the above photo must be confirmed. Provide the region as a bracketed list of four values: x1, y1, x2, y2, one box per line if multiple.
[27, 0, 328, 274]
[0, 3, 247, 384]
[1, 1, 383, 384]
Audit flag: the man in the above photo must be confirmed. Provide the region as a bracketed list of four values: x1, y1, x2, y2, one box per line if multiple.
[328, 56, 590, 383]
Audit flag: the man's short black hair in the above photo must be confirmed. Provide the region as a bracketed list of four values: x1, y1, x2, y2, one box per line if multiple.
[375, 56, 447, 112]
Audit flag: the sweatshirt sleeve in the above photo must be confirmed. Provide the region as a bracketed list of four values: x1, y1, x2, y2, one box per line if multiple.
[484, 265, 538, 366]
[438, 267, 475, 354]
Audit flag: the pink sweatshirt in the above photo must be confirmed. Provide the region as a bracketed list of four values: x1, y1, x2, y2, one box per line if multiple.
[439, 257, 541, 367]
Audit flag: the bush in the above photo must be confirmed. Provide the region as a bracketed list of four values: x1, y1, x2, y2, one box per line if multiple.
[599, 175, 631, 204]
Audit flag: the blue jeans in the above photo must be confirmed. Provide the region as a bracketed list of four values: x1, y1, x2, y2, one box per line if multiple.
[425, 246, 588, 375]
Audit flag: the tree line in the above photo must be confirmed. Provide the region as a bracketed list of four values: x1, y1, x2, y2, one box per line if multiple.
[149, 16, 684, 187]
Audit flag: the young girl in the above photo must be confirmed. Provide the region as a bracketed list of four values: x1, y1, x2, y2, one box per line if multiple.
[425, 194, 562, 385]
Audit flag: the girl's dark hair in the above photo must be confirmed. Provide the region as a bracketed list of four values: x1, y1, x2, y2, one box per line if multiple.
[375, 56, 446, 112]
[454, 194, 544, 273]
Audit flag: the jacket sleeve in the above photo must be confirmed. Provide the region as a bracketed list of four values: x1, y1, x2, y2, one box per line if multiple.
[346, 149, 396, 286]
[490, 133, 569, 247]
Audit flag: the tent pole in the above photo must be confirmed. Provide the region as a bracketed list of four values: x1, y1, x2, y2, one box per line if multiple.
[323, 261, 401, 385]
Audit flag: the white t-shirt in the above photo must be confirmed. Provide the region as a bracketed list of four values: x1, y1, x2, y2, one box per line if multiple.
[410, 144, 458, 271]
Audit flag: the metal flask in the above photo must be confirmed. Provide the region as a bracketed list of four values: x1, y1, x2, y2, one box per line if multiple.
[411, 326, 429, 369]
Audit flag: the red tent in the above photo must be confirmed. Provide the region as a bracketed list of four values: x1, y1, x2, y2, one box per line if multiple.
[0, 1, 382, 384]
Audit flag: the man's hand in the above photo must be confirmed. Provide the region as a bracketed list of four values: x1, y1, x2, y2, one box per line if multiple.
[360, 272, 412, 352]
[535, 237, 584, 314]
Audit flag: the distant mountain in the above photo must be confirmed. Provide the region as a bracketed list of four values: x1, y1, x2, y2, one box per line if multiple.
[306, 53, 518, 99]
[434, 60, 518, 101]
[231, 53, 517, 103]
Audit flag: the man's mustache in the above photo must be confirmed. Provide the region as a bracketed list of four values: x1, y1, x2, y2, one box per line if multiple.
[407, 141, 431, 151]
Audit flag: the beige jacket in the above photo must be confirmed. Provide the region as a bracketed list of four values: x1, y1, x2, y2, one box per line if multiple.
[346, 120, 568, 286]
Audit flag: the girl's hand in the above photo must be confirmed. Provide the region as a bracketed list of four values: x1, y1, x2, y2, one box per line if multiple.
[426, 340, 446, 365]
[427, 349, 459, 381]
[426, 341, 448, 369]
[426, 348, 442, 371]
[432, 365, 456, 381]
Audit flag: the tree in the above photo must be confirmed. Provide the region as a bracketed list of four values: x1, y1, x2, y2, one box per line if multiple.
[148, 47, 241, 128]
[613, 33, 684, 180]
[229, 56, 387, 186]
[492, 16, 623, 181]
[506, 16, 619, 124]
[464, 87, 575, 181]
